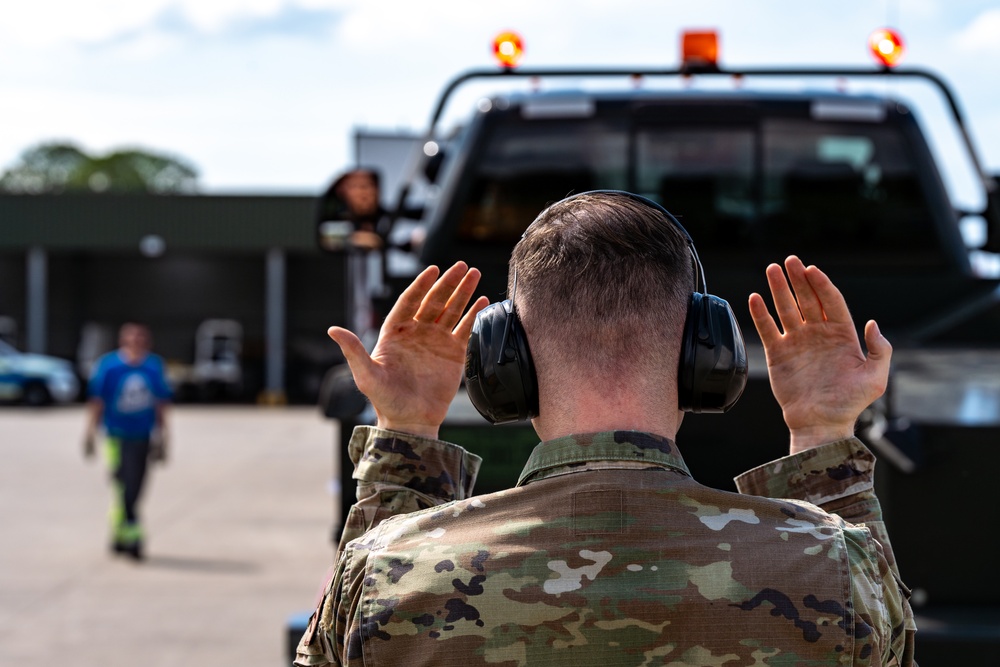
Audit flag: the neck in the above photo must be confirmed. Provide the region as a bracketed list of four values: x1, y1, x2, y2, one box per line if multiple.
[532, 377, 683, 443]
[121, 348, 146, 364]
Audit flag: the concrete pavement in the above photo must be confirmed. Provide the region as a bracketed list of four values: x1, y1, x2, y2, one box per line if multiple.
[0, 405, 340, 666]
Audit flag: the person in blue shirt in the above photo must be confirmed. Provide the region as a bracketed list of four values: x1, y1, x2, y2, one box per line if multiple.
[83, 322, 172, 561]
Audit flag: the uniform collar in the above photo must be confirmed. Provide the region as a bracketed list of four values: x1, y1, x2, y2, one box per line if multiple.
[517, 430, 691, 486]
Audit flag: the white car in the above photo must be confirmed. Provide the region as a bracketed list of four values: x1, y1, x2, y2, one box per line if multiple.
[0, 339, 80, 406]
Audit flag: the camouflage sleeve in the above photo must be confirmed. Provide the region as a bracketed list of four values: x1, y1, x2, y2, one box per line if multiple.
[337, 425, 482, 550]
[734, 438, 878, 518]
[294, 426, 481, 667]
[735, 438, 917, 666]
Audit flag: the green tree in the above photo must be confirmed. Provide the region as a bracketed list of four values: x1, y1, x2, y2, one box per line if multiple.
[0, 142, 199, 194]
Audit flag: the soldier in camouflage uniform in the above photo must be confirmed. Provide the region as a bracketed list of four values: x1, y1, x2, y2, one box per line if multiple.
[296, 192, 915, 666]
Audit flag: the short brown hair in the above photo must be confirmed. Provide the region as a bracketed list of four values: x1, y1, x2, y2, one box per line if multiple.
[510, 192, 694, 378]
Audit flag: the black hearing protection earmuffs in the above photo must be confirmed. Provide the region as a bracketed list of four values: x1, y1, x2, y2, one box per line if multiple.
[464, 190, 748, 425]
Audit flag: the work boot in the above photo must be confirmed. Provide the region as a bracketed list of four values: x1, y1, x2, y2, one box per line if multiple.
[112, 523, 144, 562]
[125, 539, 144, 562]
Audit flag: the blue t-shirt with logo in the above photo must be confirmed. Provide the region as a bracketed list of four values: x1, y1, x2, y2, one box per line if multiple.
[88, 352, 172, 439]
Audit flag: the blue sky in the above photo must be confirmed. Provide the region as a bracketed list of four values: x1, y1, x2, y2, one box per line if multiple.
[2, 0, 999, 194]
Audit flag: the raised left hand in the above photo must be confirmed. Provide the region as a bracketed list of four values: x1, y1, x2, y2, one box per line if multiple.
[748, 256, 892, 453]
[328, 262, 489, 438]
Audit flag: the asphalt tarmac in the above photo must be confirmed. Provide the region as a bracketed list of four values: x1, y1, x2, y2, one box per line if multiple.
[0, 405, 339, 666]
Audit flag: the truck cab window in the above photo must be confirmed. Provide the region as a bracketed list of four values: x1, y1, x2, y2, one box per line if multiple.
[457, 117, 627, 243]
[761, 118, 938, 259]
[635, 127, 755, 247]
[443, 102, 947, 275]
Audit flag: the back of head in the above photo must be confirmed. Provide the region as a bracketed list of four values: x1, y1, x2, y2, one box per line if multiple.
[511, 192, 694, 385]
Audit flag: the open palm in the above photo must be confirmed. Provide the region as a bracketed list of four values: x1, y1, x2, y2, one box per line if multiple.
[328, 262, 489, 438]
[748, 256, 892, 453]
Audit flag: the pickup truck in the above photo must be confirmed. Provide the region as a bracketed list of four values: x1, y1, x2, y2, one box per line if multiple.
[313, 30, 1000, 664]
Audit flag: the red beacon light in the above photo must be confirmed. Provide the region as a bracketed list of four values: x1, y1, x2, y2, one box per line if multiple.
[681, 30, 720, 72]
[868, 28, 905, 68]
[493, 31, 524, 69]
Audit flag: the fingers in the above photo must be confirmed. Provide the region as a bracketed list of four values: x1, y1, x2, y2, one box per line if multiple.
[328, 261, 486, 383]
[748, 292, 782, 349]
[454, 296, 490, 341]
[327, 326, 372, 388]
[784, 256, 824, 323]
[864, 319, 893, 366]
[412, 262, 477, 323]
[803, 264, 853, 324]
[764, 262, 803, 333]
[396, 262, 484, 333]
[427, 264, 481, 329]
[767, 257, 853, 330]
[385, 265, 441, 325]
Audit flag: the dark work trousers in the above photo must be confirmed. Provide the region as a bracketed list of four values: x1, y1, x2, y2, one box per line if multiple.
[106, 437, 151, 544]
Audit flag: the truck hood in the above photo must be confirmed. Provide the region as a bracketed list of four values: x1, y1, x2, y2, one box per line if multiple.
[14, 353, 75, 375]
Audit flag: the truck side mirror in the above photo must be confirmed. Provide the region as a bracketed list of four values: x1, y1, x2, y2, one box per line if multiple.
[423, 152, 445, 184]
[315, 179, 353, 253]
[315, 169, 387, 253]
[316, 219, 354, 253]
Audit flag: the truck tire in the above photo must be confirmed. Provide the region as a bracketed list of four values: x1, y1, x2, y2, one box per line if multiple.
[23, 381, 51, 407]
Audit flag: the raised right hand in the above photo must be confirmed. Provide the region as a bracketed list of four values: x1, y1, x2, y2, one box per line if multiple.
[327, 262, 489, 439]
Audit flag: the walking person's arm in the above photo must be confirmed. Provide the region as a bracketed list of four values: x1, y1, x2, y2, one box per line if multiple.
[83, 355, 109, 461]
[83, 398, 103, 460]
[150, 401, 170, 463]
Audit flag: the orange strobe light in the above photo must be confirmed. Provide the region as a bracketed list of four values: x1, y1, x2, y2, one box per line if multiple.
[493, 31, 524, 69]
[682, 30, 719, 69]
[868, 28, 905, 68]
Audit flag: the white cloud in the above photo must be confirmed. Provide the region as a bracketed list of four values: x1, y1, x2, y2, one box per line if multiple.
[0, 0, 351, 47]
[178, 0, 336, 32]
[953, 8, 1000, 54]
[333, 0, 548, 53]
[0, 1, 165, 47]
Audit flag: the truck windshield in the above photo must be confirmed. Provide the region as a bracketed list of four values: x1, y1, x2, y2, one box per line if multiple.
[456, 107, 941, 265]
[455, 116, 627, 243]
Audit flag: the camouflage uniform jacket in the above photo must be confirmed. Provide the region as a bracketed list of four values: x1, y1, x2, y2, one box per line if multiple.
[295, 427, 915, 667]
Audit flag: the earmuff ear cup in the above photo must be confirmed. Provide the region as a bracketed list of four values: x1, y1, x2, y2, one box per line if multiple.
[679, 292, 749, 413]
[465, 300, 539, 424]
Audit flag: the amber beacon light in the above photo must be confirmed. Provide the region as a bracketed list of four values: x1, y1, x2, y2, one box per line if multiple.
[493, 31, 524, 69]
[868, 28, 905, 68]
[681, 30, 720, 70]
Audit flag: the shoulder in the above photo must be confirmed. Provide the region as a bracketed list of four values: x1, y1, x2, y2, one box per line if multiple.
[721, 490, 883, 589]
[94, 351, 122, 370]
[707, 482, 849, 527]
[144, 353, 167, 369]
[690, 485, 861, 569]
[348, 486, 524, 557]
[89, 352, 121, 384]
[142, 352, 164, 368]
[139, 354, 169, 380]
